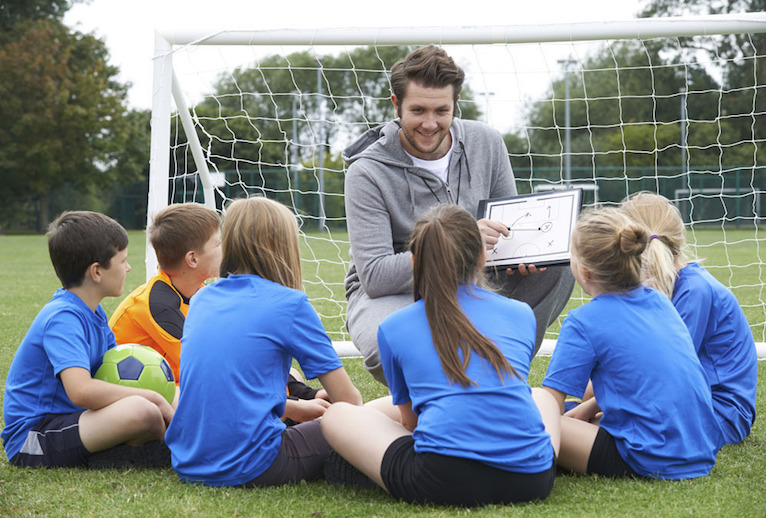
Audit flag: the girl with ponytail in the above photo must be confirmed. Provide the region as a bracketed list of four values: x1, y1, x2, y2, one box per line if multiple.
[542, 207, 721, 480]
[622, 192, 757, 445]
[322, 204, 561, 507]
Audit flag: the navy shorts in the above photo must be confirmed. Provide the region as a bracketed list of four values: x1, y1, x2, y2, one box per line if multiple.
[9, 412, 90, 468]
[587, 427, 643, 478]
[242, 420, 332, 487]
[380, 435, 556, 507]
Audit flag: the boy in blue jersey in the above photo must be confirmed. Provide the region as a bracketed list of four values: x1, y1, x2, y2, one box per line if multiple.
[2, 211, 174, 468]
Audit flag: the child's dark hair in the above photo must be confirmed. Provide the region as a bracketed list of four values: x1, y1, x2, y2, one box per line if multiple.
[149, 203, 221, 271]
[572, 207, 649, 293]
[409, 204, 518, 387]
[47, 211, 128, 289]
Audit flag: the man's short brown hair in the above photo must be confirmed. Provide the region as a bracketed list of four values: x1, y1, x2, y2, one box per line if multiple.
[390, 45, 465, 106]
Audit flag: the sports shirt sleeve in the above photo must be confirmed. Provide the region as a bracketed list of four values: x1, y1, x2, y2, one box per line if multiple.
[285, 294, 343, 380]
[43, 310, 97, 376]
[672, 278, 712, 354]
[542, 315, 596, 398]
[377, 325, 410, 406]
[145, 282, 187, 377]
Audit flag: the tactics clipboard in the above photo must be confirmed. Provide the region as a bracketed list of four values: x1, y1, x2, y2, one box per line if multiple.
[477, 188, 583, 268]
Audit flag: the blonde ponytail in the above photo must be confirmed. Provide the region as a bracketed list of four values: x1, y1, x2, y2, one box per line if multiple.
[572, 207, 648, 293]
[621, 192, 689, 298]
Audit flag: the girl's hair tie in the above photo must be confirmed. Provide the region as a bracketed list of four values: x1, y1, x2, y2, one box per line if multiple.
[649, 234, 660, 241]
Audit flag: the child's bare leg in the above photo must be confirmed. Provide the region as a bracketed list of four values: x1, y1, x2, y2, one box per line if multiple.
[78, 395, 166, 452]
[321, 402, 410, 488]
[557, 415, 599, 474]
[364, 395, 400, 422]
[289, 367, 305, 383]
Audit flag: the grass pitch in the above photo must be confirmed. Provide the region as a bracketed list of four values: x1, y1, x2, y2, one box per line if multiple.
[0, 230, 764, 517]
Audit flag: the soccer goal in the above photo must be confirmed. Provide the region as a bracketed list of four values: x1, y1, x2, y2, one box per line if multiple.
[149, 12, 766, 350]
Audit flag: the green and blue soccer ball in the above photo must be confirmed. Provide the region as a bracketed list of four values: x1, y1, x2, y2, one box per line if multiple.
[95, 344, 175, 404]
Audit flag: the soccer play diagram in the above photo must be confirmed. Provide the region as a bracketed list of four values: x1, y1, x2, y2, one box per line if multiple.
[480, 189, 582, 268]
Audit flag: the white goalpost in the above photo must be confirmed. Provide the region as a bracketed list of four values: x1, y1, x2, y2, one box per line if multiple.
[148, 12, 766, 357]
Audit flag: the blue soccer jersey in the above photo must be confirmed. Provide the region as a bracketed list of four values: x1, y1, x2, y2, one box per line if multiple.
[673, 263, 758, 445]
[165, 275, 343, 487]
[2, 289, 116, 460]
[543, 286, 722, 480]
[378, 283, 555, 474]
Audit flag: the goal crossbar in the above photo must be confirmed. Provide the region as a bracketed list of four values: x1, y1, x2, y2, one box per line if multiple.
[156, 12, 766, 47]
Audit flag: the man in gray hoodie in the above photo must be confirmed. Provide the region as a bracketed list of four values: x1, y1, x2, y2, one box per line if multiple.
[343, 45, 575, 384]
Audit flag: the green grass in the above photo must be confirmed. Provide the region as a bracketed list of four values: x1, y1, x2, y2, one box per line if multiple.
[0, 231, 764, 517]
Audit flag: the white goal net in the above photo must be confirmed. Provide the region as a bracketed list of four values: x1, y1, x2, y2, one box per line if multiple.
[149, 13, 766, 347]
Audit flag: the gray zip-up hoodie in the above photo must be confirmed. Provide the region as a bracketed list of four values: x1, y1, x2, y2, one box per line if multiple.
[343, 117, 517, 301]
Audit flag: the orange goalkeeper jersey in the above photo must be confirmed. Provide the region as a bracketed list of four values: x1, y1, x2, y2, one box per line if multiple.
[109, 270, 194, 384]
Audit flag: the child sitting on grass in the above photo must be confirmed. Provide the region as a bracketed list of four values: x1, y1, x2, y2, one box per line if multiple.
[621, 191, 757, 445]
[110, 202, 327, 419]
[321, 204, 560, 506]
[542, 207, 722, 479]
[2, 211, 173, 468]
[110, 202, 222, 385]
[165, 197, 362, 487]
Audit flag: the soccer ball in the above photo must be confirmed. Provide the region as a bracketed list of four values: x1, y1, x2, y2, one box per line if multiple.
[94, 344, 175, 404]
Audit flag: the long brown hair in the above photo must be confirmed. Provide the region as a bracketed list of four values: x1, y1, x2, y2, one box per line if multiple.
[621, 192, 690, 298]
[572, 207, 649, 293]
[219, 197, 302, 290]
[410, 204, 518, 387]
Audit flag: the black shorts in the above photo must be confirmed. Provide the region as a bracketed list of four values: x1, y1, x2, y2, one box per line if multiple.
[9, 412, 90, 468]
[587, 427, 643, 479]
[380, 435, 556, 507]
[242, 420, 332, 487]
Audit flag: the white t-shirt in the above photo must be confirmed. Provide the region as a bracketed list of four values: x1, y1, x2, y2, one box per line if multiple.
[404, 128, 455, 183]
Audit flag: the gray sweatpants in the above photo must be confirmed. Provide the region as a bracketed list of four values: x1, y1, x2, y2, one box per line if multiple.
[346, 264, 575, 385]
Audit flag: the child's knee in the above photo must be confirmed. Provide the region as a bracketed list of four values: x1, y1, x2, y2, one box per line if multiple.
[321, 402, 353, 437]
[122, 396, 165, 433]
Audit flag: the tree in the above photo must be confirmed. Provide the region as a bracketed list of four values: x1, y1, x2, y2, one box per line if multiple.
[0, 0, 73, 39]
[0, 18, 132, 231]
[641, 0, 766, 162]
[183, 46, 481, 207]
[507, 40, 723, 175]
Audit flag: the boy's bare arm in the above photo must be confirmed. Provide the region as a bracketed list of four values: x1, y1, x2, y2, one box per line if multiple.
[59, 367, 174, 426]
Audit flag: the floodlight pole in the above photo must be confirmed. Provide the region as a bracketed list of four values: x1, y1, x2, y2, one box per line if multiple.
[680, 87, 688, 177]
[291, 93, 301, 215]
[480, 90, 495, 124]
[316, 60, 326, 231]
[558, 58, 577, 183]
